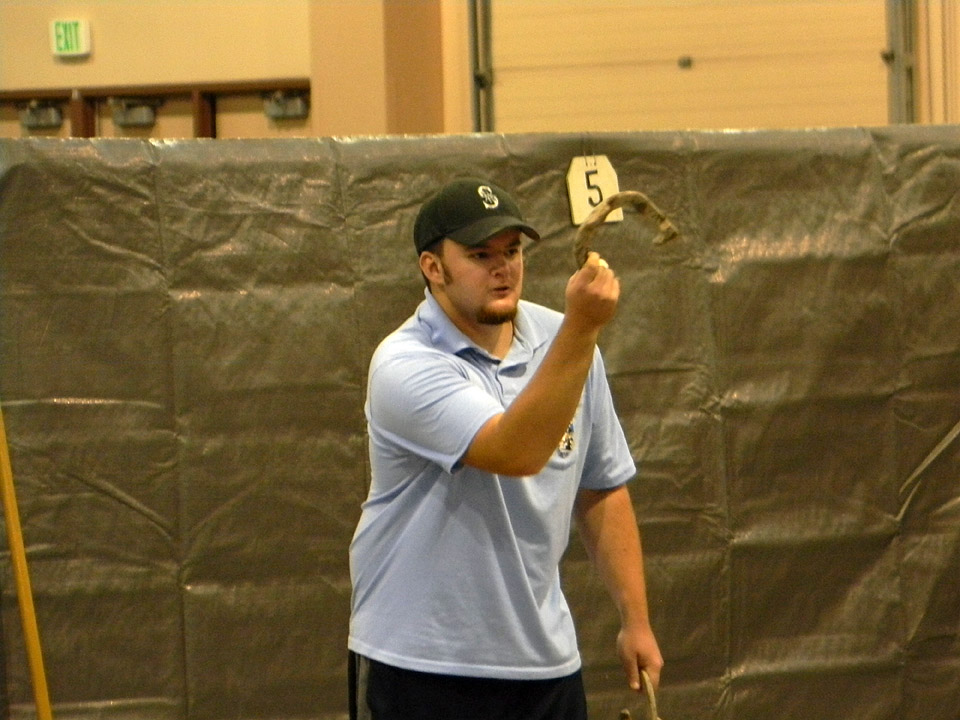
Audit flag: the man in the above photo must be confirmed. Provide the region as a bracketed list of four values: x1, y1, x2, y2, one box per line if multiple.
[348, 178, 662, 720]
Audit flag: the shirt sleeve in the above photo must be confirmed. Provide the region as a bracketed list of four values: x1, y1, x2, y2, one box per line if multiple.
[367, 349, 504, 474]
[578, 350, 637, 490]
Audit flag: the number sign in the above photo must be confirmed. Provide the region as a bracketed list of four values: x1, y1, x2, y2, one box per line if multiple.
[566, 155, 622, 225]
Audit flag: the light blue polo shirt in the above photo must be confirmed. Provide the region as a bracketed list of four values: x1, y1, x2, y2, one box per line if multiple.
[348, 290, 636, 680]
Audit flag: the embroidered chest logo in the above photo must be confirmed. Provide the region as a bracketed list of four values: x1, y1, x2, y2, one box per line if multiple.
[478, 185, 499, 209]
[557, 423, 575, 458]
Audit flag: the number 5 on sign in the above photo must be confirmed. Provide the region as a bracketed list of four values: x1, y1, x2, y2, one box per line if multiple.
[566, 155, 623, 226]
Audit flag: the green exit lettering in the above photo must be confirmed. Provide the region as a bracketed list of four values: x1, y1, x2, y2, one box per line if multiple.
[54, 21, 80, 53]
[51, 19, 89, 56]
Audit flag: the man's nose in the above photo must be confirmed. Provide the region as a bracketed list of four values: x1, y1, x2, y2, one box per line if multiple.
[490, 252, 510, 270]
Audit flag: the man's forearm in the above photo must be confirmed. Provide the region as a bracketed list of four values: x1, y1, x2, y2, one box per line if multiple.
[575, 485, 652, 624]
[575, 485, 663, 689]
[463, 252, 619, 476]
[464, 319, 599, 476]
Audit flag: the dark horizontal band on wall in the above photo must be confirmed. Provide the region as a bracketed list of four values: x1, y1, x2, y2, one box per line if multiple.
[0, 78, 310, 103]
[0, 78, 311, 139]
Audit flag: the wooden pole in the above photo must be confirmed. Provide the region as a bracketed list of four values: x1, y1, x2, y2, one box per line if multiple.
[0, 404, 53, 720]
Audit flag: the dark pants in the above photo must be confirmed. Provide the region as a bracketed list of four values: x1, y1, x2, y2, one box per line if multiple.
[349, 651, 589, 720]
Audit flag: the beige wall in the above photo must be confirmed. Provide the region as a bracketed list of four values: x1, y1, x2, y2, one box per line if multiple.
[306, 0, 471, 136]
[439, 1, 473, 134]
[308, 1, 388, 136]
[490, 1, 890, 132]
[0, 0, 310, 88]
[916, 0, 960, 122]
[0, 0, 313, 138]
[1, 1, 958, 139]
[0, 0, 472, 138]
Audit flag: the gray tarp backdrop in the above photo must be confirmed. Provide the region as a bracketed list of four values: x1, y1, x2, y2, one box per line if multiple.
[0, 129, 958, 720]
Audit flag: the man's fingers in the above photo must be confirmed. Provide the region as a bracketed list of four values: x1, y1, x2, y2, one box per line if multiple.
[579, 253, 620, 305]
[583, 251, 611, 270]
[565, 251, 620, 330]
[579, 253, 614, 286]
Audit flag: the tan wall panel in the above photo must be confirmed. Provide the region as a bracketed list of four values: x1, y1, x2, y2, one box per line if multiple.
[383, 0, 445, 134]
[440, 1, 474, 133]
[0, 96, 314, 140]
[307, 0, 388, 136]
[491, 0, 889, 131]
[87, 96, 310, 139]
[215, 95, 313, 138]
[0, 98, 197, 139]
[96, 97, 195, 139]
[915, 0, 960, 123]
[494, 1, 885, 66]
[496, 51, 888, 131]
[0, 103, 69, 138]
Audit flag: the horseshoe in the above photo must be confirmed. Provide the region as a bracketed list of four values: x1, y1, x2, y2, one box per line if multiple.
[618, 669, 662, 720]
[574, 190, 678, 268]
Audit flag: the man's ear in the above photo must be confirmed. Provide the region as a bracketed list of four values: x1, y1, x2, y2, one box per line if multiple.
[419, 250, 445, 287]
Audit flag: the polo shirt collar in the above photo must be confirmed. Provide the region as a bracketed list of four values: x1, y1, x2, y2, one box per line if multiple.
[416, 290, 549, 365]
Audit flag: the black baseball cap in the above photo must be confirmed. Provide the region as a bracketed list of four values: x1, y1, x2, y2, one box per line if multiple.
[413, 178, 541, 254]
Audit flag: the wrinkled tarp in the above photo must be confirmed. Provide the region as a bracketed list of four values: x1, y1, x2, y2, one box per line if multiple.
[0, 129, 957, 720]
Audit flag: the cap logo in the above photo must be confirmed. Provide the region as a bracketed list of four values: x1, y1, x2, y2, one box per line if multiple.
[478, 185, 499, 210]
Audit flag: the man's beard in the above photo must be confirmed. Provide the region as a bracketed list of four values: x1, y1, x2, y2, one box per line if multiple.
[438, 262, 518, 326]
[477, 306, 517, 325]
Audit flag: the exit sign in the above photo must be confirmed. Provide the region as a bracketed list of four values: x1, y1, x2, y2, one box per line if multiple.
[50, 19, 91, 57]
